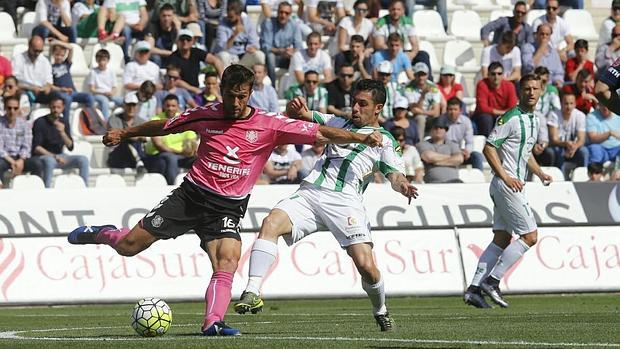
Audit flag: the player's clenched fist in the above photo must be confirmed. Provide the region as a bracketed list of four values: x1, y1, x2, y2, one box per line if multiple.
[103, 129, 124, 146]
[286, 96, 310, 119]
[363, 131, 383, 147]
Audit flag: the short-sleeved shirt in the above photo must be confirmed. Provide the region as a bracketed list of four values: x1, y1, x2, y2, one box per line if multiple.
[380, 81, 404, 121]
[548, 108, 586, 143]
[303, 0, 344, 23]
[403, 80, 441, 111]
[416, 140, 461, 183]
[402, 145, 423, 176]
[146, 112, 197, 155]
[304, 111, 405, 197]
[371, 49, 411, 82]
[338, 16, 374, 42]
[32, 115, 73, 155]
[284, 85, 328, 112]
[147, 21, 178, 53]
[373, 15, 416, 42]
[123, 60, 161, 86]
[168, 48, 208, 88]
[532, 15, 571, 48]
[35, 0, 71, 26]
[481, 44, 521, 78]
[163, 103, 318, 198]
[326, 80, 352, 112]
[88, 66, 117, 93]
[535, 84, 561, 121]
[268, 148, 302, 183]
[155, 88, 193, 110]
[586, 109, 620, 149]
[103, 0, 146, 25]
[52, 61, 75, 90]
[289, 49, 332, 75]
[487, 106, 539, 181]
[107, 113, 147, 130]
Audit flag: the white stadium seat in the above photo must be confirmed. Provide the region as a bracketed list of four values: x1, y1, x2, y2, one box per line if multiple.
[489, 10, 513, 22]
[175, 173, 186, 185]
[135, 173, 168, 187]
[563, 10, 598, 40]
[571, 167, 589, 182]
[449, 10, 482, 41]
[470, 0, 502, 11]
[19, 11, 36, 38]
[0, 12, 27, 44]
[69, 44, 90, 76]
[443, 39, 478, 73]
[12, 44, 27, 57]
[526, 10, 545, 27]
[413, 10, 451, 41]
[418, 40, 440, 73]
[54, 174, 87, 189]
[472, 135, 486, 154]
[10, 174, 45, 190]
[532, 166, 565, 182]
[95, 174, 127, 188]
[459, 168, 486, 183]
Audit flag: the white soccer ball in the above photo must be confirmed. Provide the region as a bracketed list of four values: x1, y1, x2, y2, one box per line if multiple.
[131, 297, 173, 337]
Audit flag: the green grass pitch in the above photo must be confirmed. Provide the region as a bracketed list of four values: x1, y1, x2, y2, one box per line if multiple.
[1, 294, 619, 348]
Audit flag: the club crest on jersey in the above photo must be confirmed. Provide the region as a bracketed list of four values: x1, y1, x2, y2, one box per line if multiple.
[151, 215, 164, 228]
[246, 130, 259, 143]
[347, 216, 358, 226]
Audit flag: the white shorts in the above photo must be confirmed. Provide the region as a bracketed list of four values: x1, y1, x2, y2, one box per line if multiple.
[489, 177, 538, 235]
[274, 183, 373, 248]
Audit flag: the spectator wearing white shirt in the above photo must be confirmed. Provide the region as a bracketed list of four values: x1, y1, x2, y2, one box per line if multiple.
[481, 31, 521, 83]
[264, 144, 302, 184]
[303, 0, 345, 36]
[549, 90, 589, 178]
[336, 0, 374, 52]
[123, 41, 162, 92]
[33, 0, 76, 43]
[390, 126, 423, 183]
[289, 32, 333, 84]
[12, 36, 58, 107]
[299, 143, 325, 179]
[533, 66, 559, 167]
[88, 49, 122, 119]
[531, 0, 573, 61]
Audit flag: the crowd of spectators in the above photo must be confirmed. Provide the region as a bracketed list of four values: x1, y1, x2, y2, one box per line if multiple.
[1, 0, 620, 188]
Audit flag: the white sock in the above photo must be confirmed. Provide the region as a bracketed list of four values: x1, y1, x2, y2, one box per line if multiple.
[489, 239, 530, 280]
[245, 239, 278, 295]
[362, 276, 386, 315]
[470, 242, 504, 287]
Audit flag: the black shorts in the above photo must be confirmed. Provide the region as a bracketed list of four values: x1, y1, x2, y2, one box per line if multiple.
[140, 180, 250, 249]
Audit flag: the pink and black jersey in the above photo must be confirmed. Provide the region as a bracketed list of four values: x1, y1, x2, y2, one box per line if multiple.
[599, 57, 620, 90]
[163, 103, 318, 199]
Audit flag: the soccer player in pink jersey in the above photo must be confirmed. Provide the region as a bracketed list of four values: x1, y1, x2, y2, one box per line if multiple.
[67, 64, 383, 336]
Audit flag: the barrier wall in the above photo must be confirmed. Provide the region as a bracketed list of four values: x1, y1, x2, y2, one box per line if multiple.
[0, 182, 618, 304]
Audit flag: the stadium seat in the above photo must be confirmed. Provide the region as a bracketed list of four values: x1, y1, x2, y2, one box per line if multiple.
[12, 44, 27, 57]
[532, 166, 565, 182]
[10, 174, 45, 190]
[526, 10, 545, 27]
[65, 141, 94, 165]
[70, 107, 107, 142]
[19, 11, 36, 38]
[494, 0, 513, 9]
[413, 10, 451, 41]
[418, 40, 440, 73]
[571, 167, 589, 182]
[446, 0, 465, 11]
[174, 173, 186, 185]
[278, 99, 287, 113]
[458, 168, 486, 183]
[54, 174, 87, 189]
[489, 10, 513, 22]
[472, 135, 486, 154]
[69, 44, 90, 76]
[449, 10, 482, 41]
[90, 43, 124, 72]
[30, 108, 51, 125]
[135, 173, 168, 187]
[443, 39, 478, 73]
[0, 12, 27, 44]
[95, 174, 127, 188]
[563, 10, 598, 41]
[470, 0, 502, 11]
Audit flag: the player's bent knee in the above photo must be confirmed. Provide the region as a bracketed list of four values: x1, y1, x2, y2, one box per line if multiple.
[521, 230, 538, 247]
[259, 210, 291, 238]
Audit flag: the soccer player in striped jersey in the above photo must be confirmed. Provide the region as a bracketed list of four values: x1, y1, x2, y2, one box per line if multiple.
[67, 65, 384, 336]
[234, 79, 418, 331]
[464, 74, 553, 309]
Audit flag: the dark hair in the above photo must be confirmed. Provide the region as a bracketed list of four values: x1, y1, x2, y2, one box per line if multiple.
[534, 66, 550, 76]
[304, 70, 319, 79]
[574, 39, 588, 51]
[4, 75, 17, 85]
[278, 1, 292, 9]
[390, 126, 406, 139]
[139, 80, 156, 99]
[576, 69, 592, 81]
[350, 34, 365, 44]
[3, 95, 20, 106]
[446, 97, 462, 108]
[387, 32, 402, 43]
[353, 0, 368, 8]
[49, 95, 65, 106]
[221, 64, 255, 89]
[166, 64, 182, 74]
[389, 0, 405, 8]
[514, 1, 527, 8]
[339, 63, 354, 71]
[95, 49, 110, 60]
[159, 3, 175, 13]
[588, 162, 603, 174]
[520, 73, 541, 87]
[163, 94, 179, 103]
[205, 71, 219, 79]
[306, 31, 321, 43]
[227, 0, 243, 14]
[560, 88, 576, 100]
[499, 31, 517, 46]
[488, 61, 504, 73]
[353, 79, 386, 105]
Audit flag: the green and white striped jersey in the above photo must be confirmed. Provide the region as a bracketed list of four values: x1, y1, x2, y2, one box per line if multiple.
[304, 111, 405, 197]
[487, 106, 540, 181]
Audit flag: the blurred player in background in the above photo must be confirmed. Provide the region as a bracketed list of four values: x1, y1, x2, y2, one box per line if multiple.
[67, 65, 383, 336]
[464, 74, 553, 309]
[234, 79, 418, 332]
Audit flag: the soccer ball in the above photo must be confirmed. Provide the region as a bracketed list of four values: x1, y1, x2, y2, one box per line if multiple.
[131, 298, 173, 337]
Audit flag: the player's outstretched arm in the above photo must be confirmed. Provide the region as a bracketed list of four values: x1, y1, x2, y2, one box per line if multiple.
[315, 126, 382, 147]
[285, 96, 313, 121]
[103, 120, 170, 146]
[527, 155, 552, 185]
[387, 172, 418, 203]
[595, 81, 620, 115]
[483, 143, 523, 192]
